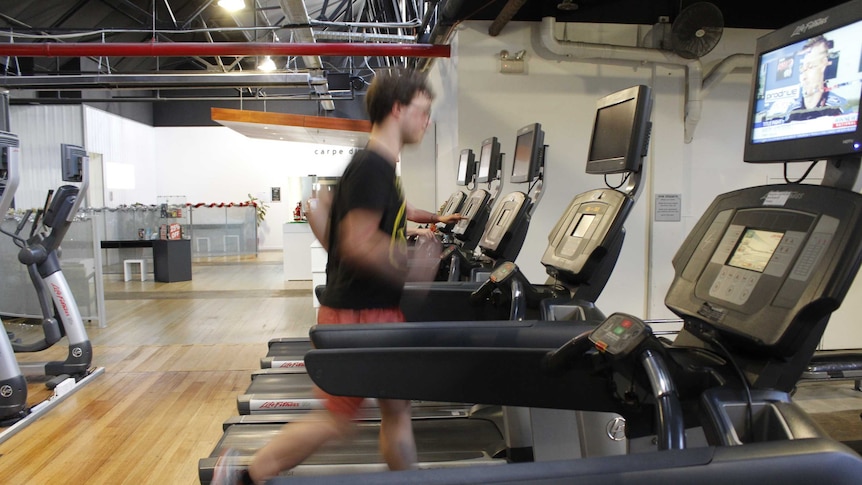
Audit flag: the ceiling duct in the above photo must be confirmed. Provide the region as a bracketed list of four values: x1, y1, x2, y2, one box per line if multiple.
[278, 0, 323, 71]
[416, 0, 466, 72]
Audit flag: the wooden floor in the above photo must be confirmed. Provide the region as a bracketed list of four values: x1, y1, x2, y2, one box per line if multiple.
[0, 251, 315, 485]
[0, 251, 861, 485]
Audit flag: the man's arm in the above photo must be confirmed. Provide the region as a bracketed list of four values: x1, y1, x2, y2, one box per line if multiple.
[405, 201, 461, 225]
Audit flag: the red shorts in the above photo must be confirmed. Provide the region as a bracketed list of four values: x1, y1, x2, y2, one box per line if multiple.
[315, 305, 406, 419]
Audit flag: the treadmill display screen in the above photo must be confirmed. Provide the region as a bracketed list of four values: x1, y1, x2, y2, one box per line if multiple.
[496, 209, 512, 227]
[727, 228, 785, 273]
[571, 214, 596, 238]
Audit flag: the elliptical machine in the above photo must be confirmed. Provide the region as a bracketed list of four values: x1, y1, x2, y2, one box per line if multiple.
[0, 138, 103, 438]
[0, 131, 28, 425]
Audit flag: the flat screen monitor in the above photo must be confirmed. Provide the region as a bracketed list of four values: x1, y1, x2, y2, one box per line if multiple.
[743, 0, 862, 163]
[510, 123, 544, 183]
[475, 137, 501, 183]
[585, 85, 653, 174]
[61, 143, 87, 182]
[455, 149, 476, 186]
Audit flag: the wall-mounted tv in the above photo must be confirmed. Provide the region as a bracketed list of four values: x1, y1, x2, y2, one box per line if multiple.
[455, 149, 476, 186]
[475, 137, 501, 183]
[61, 143, 87, 183]
[743, 0, 862, 163]
[510, 123, 544, 183]
[585, 85, 653, 174]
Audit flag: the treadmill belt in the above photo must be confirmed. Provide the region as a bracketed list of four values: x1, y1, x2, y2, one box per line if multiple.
[261, 339, 311, 369]
[199, 418, 505, 483]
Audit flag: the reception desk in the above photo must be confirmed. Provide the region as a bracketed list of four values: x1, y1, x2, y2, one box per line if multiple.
[101, 239, 192, 282]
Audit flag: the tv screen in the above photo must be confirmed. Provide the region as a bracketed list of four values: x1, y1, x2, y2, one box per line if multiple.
[455, 149, 475, 186]
[61, 143, 87, 182]
[585, 85, 653, 174]
[744, 1, 862, 163]
[510, 123, 544, 183]
[475, 137, 501, 183]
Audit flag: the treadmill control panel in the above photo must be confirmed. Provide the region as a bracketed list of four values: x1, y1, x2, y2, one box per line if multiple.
[489, 261, 516, 283]
[453, 189, 490, 238]
[589, 313, 650, 357]
[666, 185, 862, 355]
[541, 188, 629, 282]
[480, 191, 528, 254]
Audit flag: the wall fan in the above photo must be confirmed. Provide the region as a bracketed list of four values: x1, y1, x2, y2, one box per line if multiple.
[670, 2, 724, 59]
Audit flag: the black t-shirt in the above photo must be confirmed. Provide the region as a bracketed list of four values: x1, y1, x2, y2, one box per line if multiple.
[321, 149, 407, 309]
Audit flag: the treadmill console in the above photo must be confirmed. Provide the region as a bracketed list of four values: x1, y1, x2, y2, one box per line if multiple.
[541, 188, 632, 284]
[452, 189, 491, 248]
[441, 191, 466, 218]
[439, 191, 466, 233]
[479, 191, 530, 260]
[665, 184, 862, 355]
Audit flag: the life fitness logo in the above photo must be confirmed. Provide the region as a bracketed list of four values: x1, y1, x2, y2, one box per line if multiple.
[259, 401, 301, 409]
[278, 361, 305, 368]
[51, 282, 72, 318]
[791, 16, 828, 37]
[606, 416, 627, 441]
[0, 385, 13, 398]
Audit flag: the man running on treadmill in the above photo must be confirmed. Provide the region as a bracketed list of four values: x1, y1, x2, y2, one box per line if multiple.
[213, 69, 456, 484]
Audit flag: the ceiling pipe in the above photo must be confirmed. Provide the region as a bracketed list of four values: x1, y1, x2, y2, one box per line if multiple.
[489, 0, 530, 36]
[0, 42, 450, 58]
[539, 16, 753, 143]
[702, 53, 754, 97]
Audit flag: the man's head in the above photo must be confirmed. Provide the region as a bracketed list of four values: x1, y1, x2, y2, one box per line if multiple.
[365, 70, 435, 144]
[799, 35, 832, 97]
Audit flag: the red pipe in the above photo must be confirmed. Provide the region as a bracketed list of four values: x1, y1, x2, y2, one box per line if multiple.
[0, 42, 450, 58]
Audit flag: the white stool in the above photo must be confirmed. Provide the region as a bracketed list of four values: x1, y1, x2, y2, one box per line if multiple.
[223, 235, 240, 253]
[123, 259, 146, 282]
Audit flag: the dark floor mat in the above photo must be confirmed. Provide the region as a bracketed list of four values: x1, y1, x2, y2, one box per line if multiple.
[808, 409, 862, 455]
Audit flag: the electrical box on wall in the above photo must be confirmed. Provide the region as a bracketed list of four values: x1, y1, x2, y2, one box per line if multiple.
[499, 50, 527, 74]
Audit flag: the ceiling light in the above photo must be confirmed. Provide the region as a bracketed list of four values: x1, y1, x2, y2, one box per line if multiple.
[258, 56, 277, 72]
[218, 0, 245, 12]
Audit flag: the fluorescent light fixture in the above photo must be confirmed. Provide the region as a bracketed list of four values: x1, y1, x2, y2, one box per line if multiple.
[258, 56, 277, 72]
[218, 0, 245, 12]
